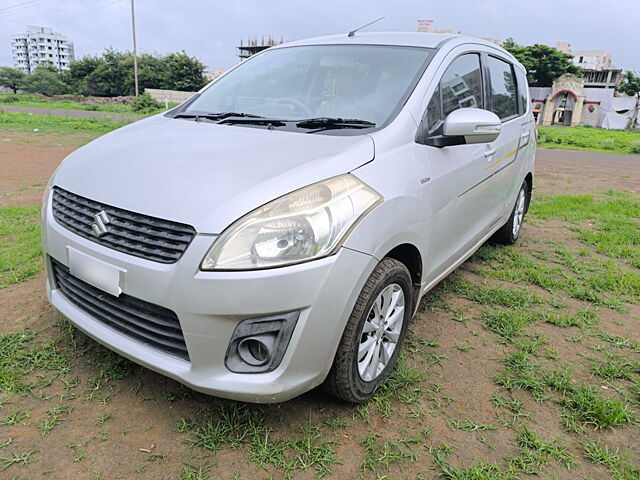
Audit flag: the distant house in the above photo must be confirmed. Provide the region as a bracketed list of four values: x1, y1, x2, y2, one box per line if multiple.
[205, 68, 225, 82]
[555, 42, 622, 90]
[530, 74, 607, 127]
[530, 74, 637, 129]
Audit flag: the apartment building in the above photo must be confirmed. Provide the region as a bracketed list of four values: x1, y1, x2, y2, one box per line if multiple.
[555, 41, 621, 89]
[11, 25, 75, 73]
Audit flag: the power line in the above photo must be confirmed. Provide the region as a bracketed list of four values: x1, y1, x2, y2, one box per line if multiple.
[0, 0, 123, 38]
[0, 0, 61, 16]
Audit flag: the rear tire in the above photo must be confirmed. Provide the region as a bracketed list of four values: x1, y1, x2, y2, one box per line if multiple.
[324, 258, 413, 403]
[492, 180, 528, 245]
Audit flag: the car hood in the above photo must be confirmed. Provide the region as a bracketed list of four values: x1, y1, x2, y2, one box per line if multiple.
[52, 115, 375, 233]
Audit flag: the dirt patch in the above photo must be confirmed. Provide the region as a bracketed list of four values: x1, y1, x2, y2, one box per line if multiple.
[1, 143, 639, 479]
[534, 148, 640, 195]
[0, 132, 86, 206]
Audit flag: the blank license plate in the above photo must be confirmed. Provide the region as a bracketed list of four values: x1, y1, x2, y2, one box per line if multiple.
[67, 247, 123, 297]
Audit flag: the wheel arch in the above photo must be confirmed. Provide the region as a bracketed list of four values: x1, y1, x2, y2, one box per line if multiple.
[382, 243, 423, 313]
[524, 172, 533, 213]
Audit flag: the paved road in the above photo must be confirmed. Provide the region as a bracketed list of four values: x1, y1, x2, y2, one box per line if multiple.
[1, 105, 144, 122]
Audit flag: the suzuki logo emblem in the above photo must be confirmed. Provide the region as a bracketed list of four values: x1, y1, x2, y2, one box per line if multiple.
[92, 211, 111, 237]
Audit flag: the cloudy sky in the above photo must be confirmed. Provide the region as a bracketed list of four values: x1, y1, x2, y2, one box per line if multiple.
[1, 0, 638, 71]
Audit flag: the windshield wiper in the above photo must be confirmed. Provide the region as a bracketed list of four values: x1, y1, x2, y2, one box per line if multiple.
[218, 117, 286, 127]
[296, 117, 376, 131]
[173, 111, 264, 122]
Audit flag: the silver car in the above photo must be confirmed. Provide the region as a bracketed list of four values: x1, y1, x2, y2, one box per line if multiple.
[42, 32, 535, 403]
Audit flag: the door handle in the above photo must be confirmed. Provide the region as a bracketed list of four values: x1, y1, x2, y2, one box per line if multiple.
[484, 148, 496, 160]
[521, 131, 530, 139]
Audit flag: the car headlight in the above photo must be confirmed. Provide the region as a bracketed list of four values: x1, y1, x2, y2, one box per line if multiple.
[201, 174, 382, 270]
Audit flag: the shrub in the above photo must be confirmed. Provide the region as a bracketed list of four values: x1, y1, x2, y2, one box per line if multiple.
[598, 138, 616, 150]
[0, 94, 21, 103]
[131, 93, 162, 113]
[629, 139, 640, 154]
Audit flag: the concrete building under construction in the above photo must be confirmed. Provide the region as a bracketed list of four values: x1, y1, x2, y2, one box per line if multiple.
[237, 36, 284, 60]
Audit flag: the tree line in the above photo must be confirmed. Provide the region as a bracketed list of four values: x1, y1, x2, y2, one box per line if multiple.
[0, 49, 207, 97]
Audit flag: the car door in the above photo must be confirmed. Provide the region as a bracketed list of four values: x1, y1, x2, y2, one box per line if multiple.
[415, 52, 500, 281]
[483, 54, 529, 217]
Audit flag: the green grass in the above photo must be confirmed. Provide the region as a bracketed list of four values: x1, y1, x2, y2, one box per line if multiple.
[510, 425, 575, 473]
[370, 358, 424, 417]
[433, 453, 517, 480]
[180, 463, 214, 480]
[530, 192, 640, 268]
[560, 385, 636, 431]
[38, 405, 72, 436]
[0, 111, 131, 136]
[0, 206, 42, 288]
[0, 93, 176, 115]
[181, 403, 341, 478]
[590, 353, 640, 381]
[583, 440, 640, 480]
[0, 329, 70, 394]
[0, 448, 37, 472]
[447, 418, 497, 432]
[538, 126, 640, 155]
[185, 403, 264, 452]
[0, 409, 29, 426]
[360, 432, 418, 475]
[483, 309, 535, 342]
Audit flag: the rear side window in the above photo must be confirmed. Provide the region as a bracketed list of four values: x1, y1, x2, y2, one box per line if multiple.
[487, 56, 517, 120]
[424, 53, 483, 131]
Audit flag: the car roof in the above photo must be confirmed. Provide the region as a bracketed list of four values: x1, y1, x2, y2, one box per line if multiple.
[277, 31, 494, 50]
[273, 31, 521, 71]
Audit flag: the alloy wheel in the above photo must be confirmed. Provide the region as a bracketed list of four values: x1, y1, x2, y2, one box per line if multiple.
[357, 283, 405, 382]
[512, 188, 526, 238]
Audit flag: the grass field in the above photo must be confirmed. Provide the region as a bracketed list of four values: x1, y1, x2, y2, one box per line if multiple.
[0, 93, 176, 115]
[0, 120, 639, 478]
[0, 185, 638, 478]
[0, 111, 131, 136]
[0, 206, 42, 288]
[538, 126, 640, 155]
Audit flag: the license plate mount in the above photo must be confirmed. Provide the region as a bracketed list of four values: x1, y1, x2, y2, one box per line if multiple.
[67, 247, 124, 297]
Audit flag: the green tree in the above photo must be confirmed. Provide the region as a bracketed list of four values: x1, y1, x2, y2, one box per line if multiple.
[617, 71, 640, 129]
[63, 49, 207, 97]
[0, 67, 26, 93]
[163, 51, 206, 91]
[502, 37, 518, 50]
[20, 64, 70, 96]
[65, 55, 103, 95]
[504, 43, 581, 87]
[86, 49, 132, 96]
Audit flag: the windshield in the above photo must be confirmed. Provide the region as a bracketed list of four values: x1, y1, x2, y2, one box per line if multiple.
[181, 44, 435, 130]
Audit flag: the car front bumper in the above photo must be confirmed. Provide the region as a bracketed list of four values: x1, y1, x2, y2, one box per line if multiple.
[42, 189, 377, 403]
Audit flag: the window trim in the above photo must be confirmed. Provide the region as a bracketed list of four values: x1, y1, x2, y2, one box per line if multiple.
[421, 51, 485, 137]
[514, 67, 530, 116]
[485, 54, 522, 123]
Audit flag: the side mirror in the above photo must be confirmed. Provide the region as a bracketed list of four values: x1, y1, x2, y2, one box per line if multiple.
[424, 108, 501, 148]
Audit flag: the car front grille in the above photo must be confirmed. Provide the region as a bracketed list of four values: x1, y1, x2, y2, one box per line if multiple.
[51, 187, 196, 264]
[51, 258, 190, 361]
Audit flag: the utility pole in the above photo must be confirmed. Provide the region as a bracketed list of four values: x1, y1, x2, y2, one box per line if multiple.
[131, 0, 139, 96]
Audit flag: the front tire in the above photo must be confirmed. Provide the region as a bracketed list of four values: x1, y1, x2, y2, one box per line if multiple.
[324, 258, 413, 402]
[492, 180, 528, 245]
